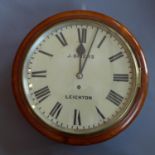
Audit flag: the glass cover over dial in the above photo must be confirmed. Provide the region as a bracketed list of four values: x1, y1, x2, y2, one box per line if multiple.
[22, 19, 139, 134]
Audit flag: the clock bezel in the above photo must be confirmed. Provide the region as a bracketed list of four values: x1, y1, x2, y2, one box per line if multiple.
[12, 10, 148, 145]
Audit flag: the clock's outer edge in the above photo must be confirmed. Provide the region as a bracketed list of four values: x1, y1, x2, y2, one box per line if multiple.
[12, 10, 148, 145]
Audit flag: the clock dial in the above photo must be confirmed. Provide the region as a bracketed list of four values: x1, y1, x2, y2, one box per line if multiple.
[22, 19, 139, 134]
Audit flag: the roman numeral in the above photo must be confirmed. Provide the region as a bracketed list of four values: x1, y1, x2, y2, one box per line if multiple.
[113, 74, 129, 82]
[96, 106, 105, 119]
[55, 32, 67, 46]
[106, 90, 124, 106]
[50, 102, 63, 119]
[34, 86, 51, 103]
[109, 52, 124, 62]
[73, 109, 81, 125]
[31, 70, 47, 78]
[97, 36, 106, 48]
[77, 28, 87, 43]
[38, 50, 53, 57]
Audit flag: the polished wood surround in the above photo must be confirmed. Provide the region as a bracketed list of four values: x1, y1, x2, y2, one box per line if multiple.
[12, 10, 148, 145]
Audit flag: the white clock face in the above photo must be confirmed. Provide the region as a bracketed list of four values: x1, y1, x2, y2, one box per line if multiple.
[22, 19, 139, 134]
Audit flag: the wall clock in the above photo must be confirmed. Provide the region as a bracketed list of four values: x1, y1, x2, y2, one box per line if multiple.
[12, 10, 148, 145]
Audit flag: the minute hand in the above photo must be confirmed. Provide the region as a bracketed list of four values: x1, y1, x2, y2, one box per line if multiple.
[80, 28, 99, 74]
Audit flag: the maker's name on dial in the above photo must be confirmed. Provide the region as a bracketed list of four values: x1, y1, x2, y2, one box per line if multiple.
[67, 54, 94, 59]
[65, 95, 92, 100]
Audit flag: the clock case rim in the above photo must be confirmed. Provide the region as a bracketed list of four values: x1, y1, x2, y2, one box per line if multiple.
[12, 10, 148, 145]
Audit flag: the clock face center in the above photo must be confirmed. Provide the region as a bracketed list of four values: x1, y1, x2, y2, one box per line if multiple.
[76, 73, 83, 79]
[22, 19, 139, 135]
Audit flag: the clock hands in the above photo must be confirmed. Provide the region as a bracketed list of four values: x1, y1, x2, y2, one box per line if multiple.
[76, 28, 99, 79]
[76, 43, 86, 79]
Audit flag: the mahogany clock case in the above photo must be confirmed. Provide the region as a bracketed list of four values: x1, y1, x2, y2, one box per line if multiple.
[12, 10, 148, 145]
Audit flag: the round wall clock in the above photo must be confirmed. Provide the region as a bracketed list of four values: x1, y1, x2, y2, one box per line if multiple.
[12, 10, 148, 145]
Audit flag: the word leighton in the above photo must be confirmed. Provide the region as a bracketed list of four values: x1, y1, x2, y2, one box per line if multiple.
[65, 95, 92, 100]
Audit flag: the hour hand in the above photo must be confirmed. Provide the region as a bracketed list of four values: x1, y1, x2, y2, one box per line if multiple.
[76, 43, 85, 79]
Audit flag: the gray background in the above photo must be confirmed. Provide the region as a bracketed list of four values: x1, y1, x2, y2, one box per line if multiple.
[0, 0, 154, 155]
